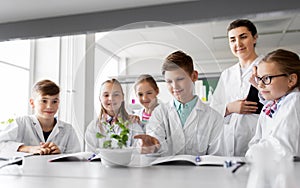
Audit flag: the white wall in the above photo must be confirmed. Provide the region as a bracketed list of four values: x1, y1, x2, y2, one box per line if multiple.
[94, 43, 119, 118]
[34, 37, 60, 83]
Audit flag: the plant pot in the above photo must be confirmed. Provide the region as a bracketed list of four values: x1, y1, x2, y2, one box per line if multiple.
[97, 147, 133, 167]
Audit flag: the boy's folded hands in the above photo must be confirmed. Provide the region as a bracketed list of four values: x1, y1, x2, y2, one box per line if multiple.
[18, 142, 61, 155]
[40, 142, 61, 154]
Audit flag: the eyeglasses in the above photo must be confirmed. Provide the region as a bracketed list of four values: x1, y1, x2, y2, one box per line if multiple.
[255, 74, 288, 85]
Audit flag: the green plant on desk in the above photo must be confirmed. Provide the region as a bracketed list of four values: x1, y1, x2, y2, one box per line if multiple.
[96, 118, 130, 149]
[0, 118, 14, 131]
[0, 118, 14, 125]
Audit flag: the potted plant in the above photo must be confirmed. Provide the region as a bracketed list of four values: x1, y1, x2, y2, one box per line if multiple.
[0, 118, 14, 131]
[96, 118, 133, 167]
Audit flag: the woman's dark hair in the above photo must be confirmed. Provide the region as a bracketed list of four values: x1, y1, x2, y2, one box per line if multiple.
[227, 19, 258, 47]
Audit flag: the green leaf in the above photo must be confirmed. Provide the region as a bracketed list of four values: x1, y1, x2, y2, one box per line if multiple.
[96, 132, 105, 139]
[7, 118, 14, 124]
[0, 118, 14, 125]
[124, 120, 129, 126]
[120, 132, 127, 137]
[120, 129, 129, 135]
[111, 134, 120, 140]
[119, 123, 125, 129]
[121, 135, 128, 142]
[103, 140, 112, 148]
[118, 117, 124, 123]
[97, 118, 130, 149]
[117, 142, 124, 149]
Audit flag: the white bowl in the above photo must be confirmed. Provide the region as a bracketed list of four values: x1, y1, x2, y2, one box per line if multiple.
[98, 148, 133, 167]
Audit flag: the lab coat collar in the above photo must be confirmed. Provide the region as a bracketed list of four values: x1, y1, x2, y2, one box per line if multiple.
[173, 96, 198, 111]
[277, 87, 299, 108]
[193, 96, 206, 111]
[169, 96, 206, 112]
[240, 55, 263, 78]
[30, 115, 62, 142]
[231, 64, 242, 86]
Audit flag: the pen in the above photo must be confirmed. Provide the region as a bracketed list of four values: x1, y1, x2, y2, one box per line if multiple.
[231, 162, 246, 173]
[87, 153, 96, 161]
[195, 156, 201, 163]
[224, 160, 246, 173]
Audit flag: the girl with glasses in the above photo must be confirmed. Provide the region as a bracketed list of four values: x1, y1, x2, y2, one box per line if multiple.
[246, 49, 300, 158]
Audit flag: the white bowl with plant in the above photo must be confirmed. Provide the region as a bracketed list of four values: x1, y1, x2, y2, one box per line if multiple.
[96, 118, 134, 167]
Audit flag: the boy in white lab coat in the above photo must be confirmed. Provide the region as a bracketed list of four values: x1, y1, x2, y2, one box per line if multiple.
[134, 51, 225, 156]
[0, 79, 80, 154]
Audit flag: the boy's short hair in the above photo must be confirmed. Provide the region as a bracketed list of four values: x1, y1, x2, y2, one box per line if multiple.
[161, 50, 194, 75]
[32, 79, 60, 97]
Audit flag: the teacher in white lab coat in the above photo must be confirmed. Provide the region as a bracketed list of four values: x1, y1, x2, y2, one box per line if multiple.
[210, 19, 264, 156]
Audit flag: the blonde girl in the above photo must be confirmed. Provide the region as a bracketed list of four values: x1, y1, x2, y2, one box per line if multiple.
[247, 49, 300, 157]
[134, 74, 159, 130]
[85, 78, 142, 152]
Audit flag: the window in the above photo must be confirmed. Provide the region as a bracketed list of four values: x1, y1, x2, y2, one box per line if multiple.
[0, 40, 31, 121]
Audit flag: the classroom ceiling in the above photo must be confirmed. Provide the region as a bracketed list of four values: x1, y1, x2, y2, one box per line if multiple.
[1, 1, 300, 73]
[95, 10, 300, 73]
[0, 0, 191, 24]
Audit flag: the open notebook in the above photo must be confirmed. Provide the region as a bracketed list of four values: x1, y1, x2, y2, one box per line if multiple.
[0, 151, 34, 161]
[48, 152, 101, 162]
[0, 151, 33, 169]
[150, 155, 245, 166]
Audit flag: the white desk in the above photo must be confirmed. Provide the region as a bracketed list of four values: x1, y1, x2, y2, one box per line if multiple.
[0, 155, 300, 188]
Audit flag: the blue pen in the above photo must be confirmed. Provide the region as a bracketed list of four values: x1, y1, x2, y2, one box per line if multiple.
[87, 153, 96, 161]
[224, 160, 246, 173]
[195, 156, 201, 163]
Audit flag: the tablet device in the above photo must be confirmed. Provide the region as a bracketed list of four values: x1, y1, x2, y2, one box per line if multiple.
[246, 85, 264, 114]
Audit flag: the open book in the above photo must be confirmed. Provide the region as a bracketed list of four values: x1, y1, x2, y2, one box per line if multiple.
[151, 155, 245, 166]
[0, 151, 34, 161]
[0, 151, 32, 169]
[48, 152, 101, 162]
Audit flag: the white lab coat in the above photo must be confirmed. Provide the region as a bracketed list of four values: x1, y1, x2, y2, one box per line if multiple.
[146, 97, 225, 156]
[210, 56, 263, 156]
[133, 105, 160, 133]
[247, 89, 300, 157]
[85, 118, 143, 152]
[133, 108, 146, 133]
[134, 108, 144, 120]
[0, 115, 81, 153]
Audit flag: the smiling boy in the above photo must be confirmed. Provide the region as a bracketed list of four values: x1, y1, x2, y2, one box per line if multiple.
[135, 51, 225, 156]
[0, 79, 80, 154]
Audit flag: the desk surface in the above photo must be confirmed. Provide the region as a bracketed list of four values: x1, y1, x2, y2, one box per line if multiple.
[0, 155, 300, 188]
